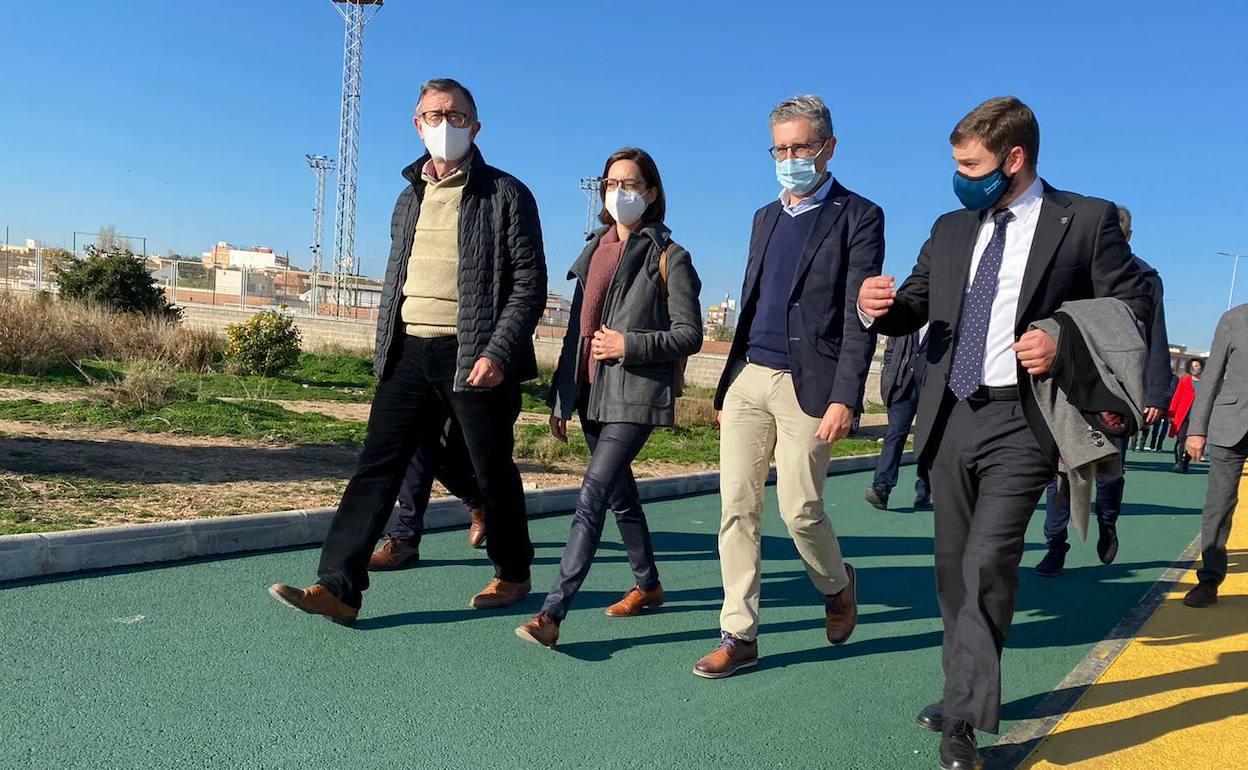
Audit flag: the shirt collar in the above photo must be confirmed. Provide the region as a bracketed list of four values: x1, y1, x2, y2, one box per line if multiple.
[422, 155, 468, 183]
[780, 173, 835, 217]
[989, 176, 1044, 224]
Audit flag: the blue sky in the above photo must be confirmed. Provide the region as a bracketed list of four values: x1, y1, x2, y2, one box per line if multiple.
[3, 0, 1245, 348]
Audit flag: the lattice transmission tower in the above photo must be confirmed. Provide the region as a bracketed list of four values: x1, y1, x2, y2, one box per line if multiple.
[329, 0, 382, 313]
[305, 154, 335, 317]
[579, 177, 602, 239]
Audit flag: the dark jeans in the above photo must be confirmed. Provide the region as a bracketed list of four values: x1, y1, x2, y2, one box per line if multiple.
[929, 396, 1055, 734]
[1175, 416, 1192, 470]
[872, 387, 931, 500]
[1042, 436, 1128, 546]
[1148, 417, 1170, 451]
[389, 416, 485, 544]
[540, 394, 657, 621]
[317, 335, 532, 607]
[1197, 434, 1248, 584]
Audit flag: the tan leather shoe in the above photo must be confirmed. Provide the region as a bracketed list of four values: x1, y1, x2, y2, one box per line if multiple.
[467, 505, 487, 549]
[368, 536, 420, 571]
[825, 563, 858, 645]
[692, 632, 758, 679]
[469, 578, 531, 609]
[268, 583, 358, 626]
[515, 612, 559, 648]
[605, 585, 665, 617]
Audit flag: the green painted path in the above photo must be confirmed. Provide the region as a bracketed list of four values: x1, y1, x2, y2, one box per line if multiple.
[0, 453, 1206, 770]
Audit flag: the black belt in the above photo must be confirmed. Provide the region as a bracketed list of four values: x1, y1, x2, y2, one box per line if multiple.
[965, 385, 1019, 402]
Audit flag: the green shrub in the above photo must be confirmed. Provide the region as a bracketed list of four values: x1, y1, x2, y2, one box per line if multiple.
[225, 310, 302, 376]
[54, 247, 180, 319]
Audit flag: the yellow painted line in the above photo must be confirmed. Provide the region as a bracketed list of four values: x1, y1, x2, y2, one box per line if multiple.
[1021, 463, 1248, 769]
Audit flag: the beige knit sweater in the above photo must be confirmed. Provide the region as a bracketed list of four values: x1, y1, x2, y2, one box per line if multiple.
[401, 168, 466, 337]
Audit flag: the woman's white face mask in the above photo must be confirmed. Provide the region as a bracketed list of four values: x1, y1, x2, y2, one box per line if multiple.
[605, 188, 648, 226]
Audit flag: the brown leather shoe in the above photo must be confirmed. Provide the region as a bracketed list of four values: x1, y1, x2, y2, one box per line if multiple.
[467, 505, 487, 549]
[469, 578, 531, 609]
[367, 536, 420, 571]
[268, 583, 358, 626]
[515, 612, 560, 648]
[692, 632, 759, 679]
[605, 585, 665, 617]
[825, 563, 858, 645]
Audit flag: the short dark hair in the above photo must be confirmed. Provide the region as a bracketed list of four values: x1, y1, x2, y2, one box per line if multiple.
[598, 147, 667, 226]
[1187, 357, 1205, 374]
[418, 78, 478, 121]
[950, 96, 1040, 171]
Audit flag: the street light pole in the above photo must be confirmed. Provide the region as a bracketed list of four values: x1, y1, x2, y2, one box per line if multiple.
[1217, 251, 1246, 310]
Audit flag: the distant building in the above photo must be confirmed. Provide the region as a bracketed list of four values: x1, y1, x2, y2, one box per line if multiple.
[705, 293, 737, 336]
[202, 242, 289, 270]
[542, 293, 572, 327]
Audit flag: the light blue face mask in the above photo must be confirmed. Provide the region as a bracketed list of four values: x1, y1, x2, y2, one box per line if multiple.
[776, 157, 824, 196]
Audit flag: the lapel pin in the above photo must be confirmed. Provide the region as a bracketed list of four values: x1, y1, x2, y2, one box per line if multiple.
[1060, 216, 1069, 225]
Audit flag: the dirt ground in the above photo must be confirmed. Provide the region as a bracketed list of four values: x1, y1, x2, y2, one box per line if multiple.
[0, 418, 711, 531]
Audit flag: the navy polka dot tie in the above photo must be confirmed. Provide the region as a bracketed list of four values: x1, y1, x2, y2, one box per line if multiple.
[948, 209, 1015, 401]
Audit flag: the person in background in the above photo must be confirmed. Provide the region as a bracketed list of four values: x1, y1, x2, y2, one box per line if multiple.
[1145, 373, 1178, 452]
[268, 78, 547, 623]
[1182, 304, 1248, 608]
[1170, 357, 1204, 473]
[515, 148, 702, 648]
[693, 94, 883, 680]
[866, 328, 932, 510]
[1034, 203, 1170, 575]
[367, 418, 489, 571]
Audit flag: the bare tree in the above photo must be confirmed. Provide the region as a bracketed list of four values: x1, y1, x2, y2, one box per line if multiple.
[96, 224, 131, 254]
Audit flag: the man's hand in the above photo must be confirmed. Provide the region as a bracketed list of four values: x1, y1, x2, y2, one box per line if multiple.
[857, 275, 896, 319]
[549, 415, 568, 443]
[466, 357, 503, 388]
[715, 410, 723, 428]
[1144, 406, 1163, 425]
[816, 403, 854, 444]
[1013, 330, 1057, 376]
[1187, 435, 1207, 462]
[591, 326, 626, 361]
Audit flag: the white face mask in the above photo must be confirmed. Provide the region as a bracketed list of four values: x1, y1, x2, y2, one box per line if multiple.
[422, 120, 472, 162]
[605, 188, 648, 226]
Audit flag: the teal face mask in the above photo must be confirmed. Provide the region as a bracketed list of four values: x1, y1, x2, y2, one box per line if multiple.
[776, 157, 823, 196]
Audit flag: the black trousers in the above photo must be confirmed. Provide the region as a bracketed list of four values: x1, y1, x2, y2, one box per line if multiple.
[1042, 436, 1127, 545]
[389, 416, 485, 544]
[929, 395, 1055, 734]
[540, 393, 658, 621]
[872, 385, 931, 499]
[1175, 416, 1193, 471]
[1197, 433, 1248, 584]
[317, 335, 532, 607]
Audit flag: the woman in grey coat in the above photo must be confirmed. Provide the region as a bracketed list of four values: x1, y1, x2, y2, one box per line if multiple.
[516, 148, 703, 648]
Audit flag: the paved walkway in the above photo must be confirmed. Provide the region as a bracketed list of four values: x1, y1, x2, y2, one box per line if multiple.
[1021, 459, 1248, 768]
[0, 453, 1212, 769]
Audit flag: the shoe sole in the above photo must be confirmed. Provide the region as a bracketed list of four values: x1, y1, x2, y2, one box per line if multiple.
[939, 760, 982, 770]
[691, 658, 758, 679]
[1183, 596, 1218, 608]
[366, 558, 420, 572]
[267, 586, 357, 627]
[916, 715, 943, 733]
[1035, 568, 1063, 578]
[469, 589, 531, 609]
[605, 602, 664, 617]
[514, 627, 556, 649]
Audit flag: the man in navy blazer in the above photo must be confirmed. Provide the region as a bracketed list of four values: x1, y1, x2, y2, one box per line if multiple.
[693, 95, 884, 680]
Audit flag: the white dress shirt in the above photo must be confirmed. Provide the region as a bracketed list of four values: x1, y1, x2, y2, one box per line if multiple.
[969, 176, 1044, 386]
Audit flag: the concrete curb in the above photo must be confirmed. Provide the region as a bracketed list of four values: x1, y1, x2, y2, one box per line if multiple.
[0, 451, 909, 584]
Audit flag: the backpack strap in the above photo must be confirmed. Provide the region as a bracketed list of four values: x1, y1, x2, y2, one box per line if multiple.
[658, 243, 674, 300]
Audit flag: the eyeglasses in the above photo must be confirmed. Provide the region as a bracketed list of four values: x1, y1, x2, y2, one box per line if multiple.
[600, 178, 648, 194]
[768, 139, 828, 161]
[419, 110, 473, 129]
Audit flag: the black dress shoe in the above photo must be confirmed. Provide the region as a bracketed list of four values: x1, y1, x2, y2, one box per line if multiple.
[1183, 580, 1219, 608]
[1034, 542, 1069, 577]
[1097, 523, 1119, 565]
[914, 494, 933, 510]
[916, 702, 943, 732]
[865, 486, 889, 510]
[939, 720, 982, 770]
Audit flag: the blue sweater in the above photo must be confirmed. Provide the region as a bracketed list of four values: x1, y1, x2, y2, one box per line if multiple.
[745, 210, 819, 370]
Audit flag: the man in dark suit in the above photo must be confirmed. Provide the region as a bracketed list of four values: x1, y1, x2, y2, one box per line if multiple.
[693, 95, 884, 680]
[858, 96, 1151, 770]
[867, 328, 932, 510]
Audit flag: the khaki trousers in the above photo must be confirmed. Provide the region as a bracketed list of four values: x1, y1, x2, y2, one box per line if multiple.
[718, 361, 850, 640]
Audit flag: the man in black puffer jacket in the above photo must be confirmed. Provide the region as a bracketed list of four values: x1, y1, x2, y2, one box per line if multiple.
[270, 78, 547, 623]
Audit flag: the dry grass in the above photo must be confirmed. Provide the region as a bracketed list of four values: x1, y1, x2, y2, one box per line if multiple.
[0, 291, 223, 375]
[675, 395, 718, 429]
[94, 365, 180, 409]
